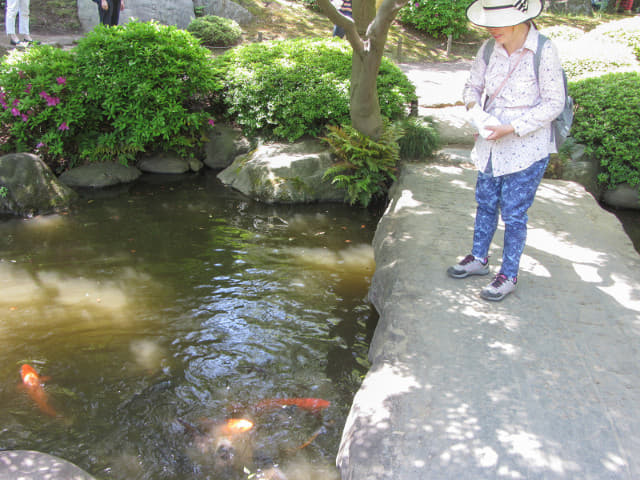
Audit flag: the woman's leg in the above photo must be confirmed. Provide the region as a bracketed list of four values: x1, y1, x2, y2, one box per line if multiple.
[499, 157, 549, 278]
[471, 169, 502, 261]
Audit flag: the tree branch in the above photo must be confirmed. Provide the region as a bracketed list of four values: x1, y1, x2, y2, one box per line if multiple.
[317, 0, 365, 53]
[368, 0, 409, 40]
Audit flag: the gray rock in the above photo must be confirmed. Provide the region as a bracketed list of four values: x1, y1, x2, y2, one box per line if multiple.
[0, 450, 96, 480]
[204, 124, 253, 170]
[0, 153, 77, 217]
[137, 152, 191, 174]
[193, 0, 254, 25]
[423, 106, 475, 147]
[77, 0, 195, 32]
[217, 139, 347, 204]
[59, 162, 141, 188]
[601, 182, 640, 210]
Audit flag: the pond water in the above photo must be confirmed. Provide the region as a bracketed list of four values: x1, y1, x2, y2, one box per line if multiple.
[0, 171, 381, 480]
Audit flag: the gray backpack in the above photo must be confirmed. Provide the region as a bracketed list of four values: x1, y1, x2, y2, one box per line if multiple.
[482, 34, 573, 149]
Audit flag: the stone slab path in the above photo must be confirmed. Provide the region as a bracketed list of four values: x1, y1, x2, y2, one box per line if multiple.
[337, 161, 640, 479]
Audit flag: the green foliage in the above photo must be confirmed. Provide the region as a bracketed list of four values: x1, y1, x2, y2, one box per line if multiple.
[0, 186, 7, 198]
[569, 72, 640, 188]
[398, 0, 470, 40]
[0, 21, 218, 169]
[187, 15, 243, 47]
[0, 46, 80, 168]
[322, 121, 403, 207]
[396, 116, 440, 160]
[212, 38, 416, 141]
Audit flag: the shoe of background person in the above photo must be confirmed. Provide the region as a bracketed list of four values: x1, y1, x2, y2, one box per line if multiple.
[480, 273, 516, 301]
[447, 254, 489, 279]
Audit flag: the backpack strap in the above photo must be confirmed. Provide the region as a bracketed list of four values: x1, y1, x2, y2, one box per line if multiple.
[482, 38, 495, 66]
[533, 34, 549, 82]
[483, 33, 548, 80]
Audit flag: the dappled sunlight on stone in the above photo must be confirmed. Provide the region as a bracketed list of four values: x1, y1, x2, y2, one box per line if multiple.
[535, 182, 584, 207]
[598, 273, 640, 312]
[487, 341, 521, 358]
[527, 228, 606, 265]
[572, 263, 603, 283]
[519, 253, 551, 278]
[497, 428, 580, 474]
[390, 189, 427, 214]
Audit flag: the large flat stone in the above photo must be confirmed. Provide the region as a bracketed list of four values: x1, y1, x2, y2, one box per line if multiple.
[337, 163, 640, 479]
[0, 450, 96, 480]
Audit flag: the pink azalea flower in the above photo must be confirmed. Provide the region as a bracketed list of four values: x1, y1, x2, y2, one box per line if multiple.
[11, 107, 19, 117]
[39, 91, 48, 99]
[36, 142, 45, 149]
[208, 118, 215, 127]
[56, 77, 66, 85]
[46, 96, 60, 107]
[25, 84, 32, 93]
[58, 122, 69, 131]
[12, 99, 19, 106]
[21, 113, 28, 122]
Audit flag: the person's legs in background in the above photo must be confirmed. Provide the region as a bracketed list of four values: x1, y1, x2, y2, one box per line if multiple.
[5, 0, 20, 44]
[18, 0, 31, 42]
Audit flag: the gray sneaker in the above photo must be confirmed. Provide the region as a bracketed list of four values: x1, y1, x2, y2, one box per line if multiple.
[480, 274, 517, 301]
[447, 254, 489, 279]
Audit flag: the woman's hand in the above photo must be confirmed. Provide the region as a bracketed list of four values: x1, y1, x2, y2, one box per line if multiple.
[101, 0, 108, 10]
[486, 124, 514, 140]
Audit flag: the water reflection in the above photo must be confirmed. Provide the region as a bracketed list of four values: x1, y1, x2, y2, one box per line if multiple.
[0, 171, 380, 480]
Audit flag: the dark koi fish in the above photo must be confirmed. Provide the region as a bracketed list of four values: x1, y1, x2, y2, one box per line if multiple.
[20, 364, 57, 417]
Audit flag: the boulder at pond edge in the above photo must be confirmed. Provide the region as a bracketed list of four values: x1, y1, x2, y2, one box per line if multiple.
[59, 162, 142, 188]
[217, 139, 346, 204]
[0, 153, 77, 217]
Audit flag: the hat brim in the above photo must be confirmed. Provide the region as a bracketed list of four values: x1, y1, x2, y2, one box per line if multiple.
[466, 0, 543, 27]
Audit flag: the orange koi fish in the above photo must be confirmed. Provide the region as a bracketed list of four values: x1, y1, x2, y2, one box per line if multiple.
[255, 397, 330, 414]
[220, 418, 254, 435]
[19, 364, 57, 417]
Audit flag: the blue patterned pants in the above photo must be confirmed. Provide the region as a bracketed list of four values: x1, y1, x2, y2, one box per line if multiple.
[471, 156, 549, 279]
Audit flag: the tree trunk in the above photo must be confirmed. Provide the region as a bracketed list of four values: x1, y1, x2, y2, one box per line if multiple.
[317, 0, 409, 140]
[350, 43, 385, 139]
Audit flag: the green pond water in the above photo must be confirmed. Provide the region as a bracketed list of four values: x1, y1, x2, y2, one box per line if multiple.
[0, 171, 381, 480]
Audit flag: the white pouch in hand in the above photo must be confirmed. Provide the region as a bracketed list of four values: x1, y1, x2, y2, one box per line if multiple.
[466, 105, 501, 139]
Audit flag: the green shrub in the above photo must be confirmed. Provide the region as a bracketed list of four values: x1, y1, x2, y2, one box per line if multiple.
[212, 38, 417, 141]
[0, 46, 81, 168]
[570, 72, 640, 189]
[0, 21, 218, 169]
[398, 0, 470, 40]
[396, 116, 440, 160]
[187, 15, 242, 47]
[322, 120, 402, 207]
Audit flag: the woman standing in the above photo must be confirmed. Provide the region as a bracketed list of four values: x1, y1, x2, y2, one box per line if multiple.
[446, 0, 565, 301]
[5, 0, 32, 46]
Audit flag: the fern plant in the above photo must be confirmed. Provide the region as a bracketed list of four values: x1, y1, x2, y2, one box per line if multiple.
[322, 121, 403, 207]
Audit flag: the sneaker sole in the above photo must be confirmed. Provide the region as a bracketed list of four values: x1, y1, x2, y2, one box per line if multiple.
[480, 288, 515, 301]
[446, 265, 490, 279]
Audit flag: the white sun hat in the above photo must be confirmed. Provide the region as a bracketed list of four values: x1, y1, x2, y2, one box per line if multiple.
[466, 0, 544, 27]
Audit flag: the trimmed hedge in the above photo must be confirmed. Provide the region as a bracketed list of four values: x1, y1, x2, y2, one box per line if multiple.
[570, 72, 640, 189]
[211, 37, 417, 141]
[187, 15, 242, 47]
